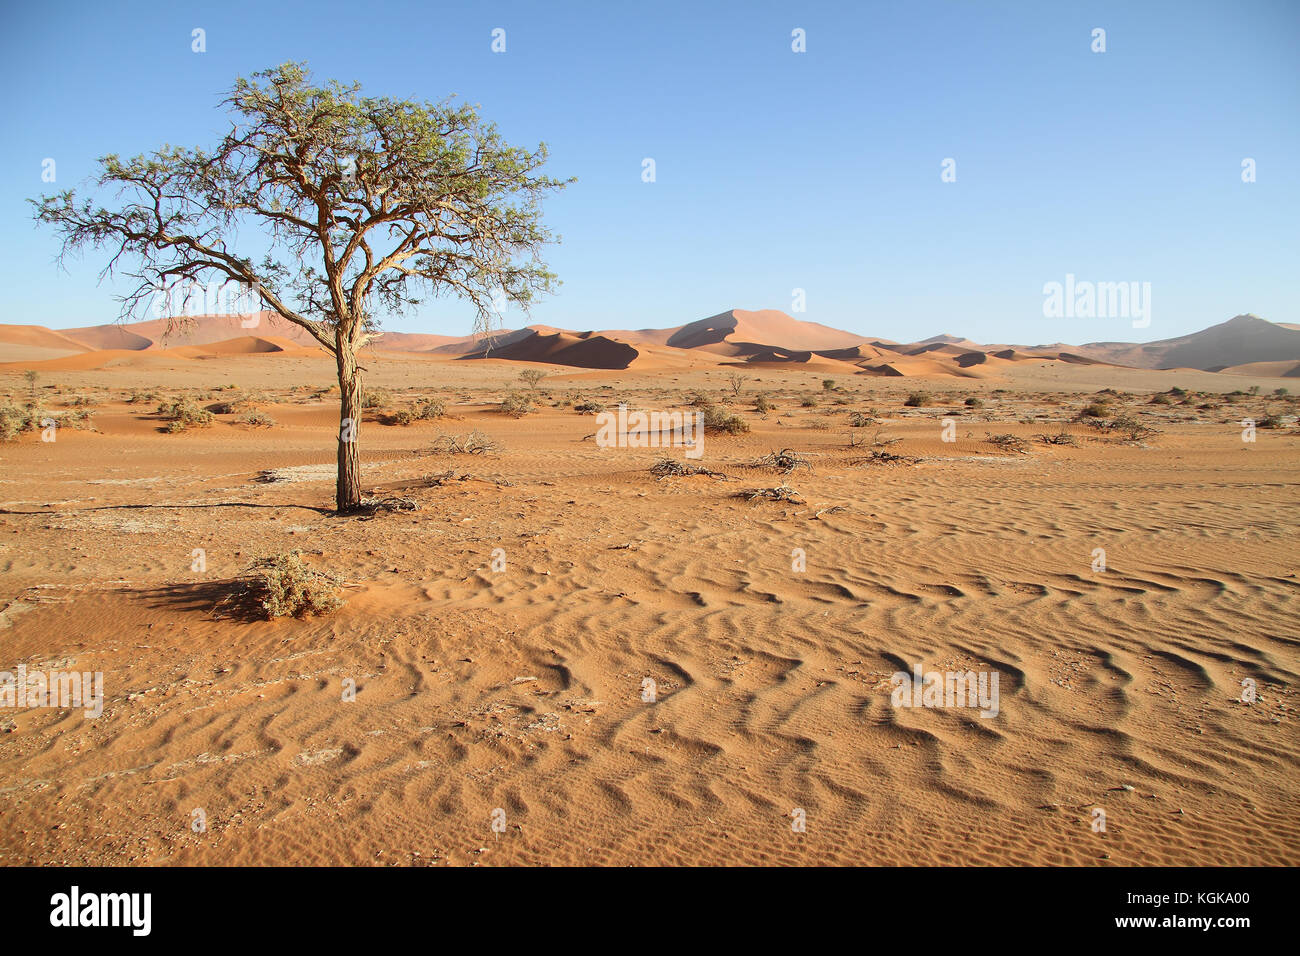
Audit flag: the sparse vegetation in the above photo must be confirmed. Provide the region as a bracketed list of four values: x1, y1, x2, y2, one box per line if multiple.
[519, 368, 548, 390]
[903, 392, 930, 407]
[251, 551, 344, 619]
[157, 397, 215, 431]
[737, 484, 804, 504]
[573, 399, 605, 415]
[650, 458, 729, 480]
[1035, 426, 1077, 446]
[0, 402, 41, 441]
[238, 410, 276, 428]
[701, 403, 750, 435]
[58, 408, 95, 431]
[423, 430, 500, 455]
[499, 391, 534, 417]
[752, 448, 812, 475]
[856, 449, 922, 466]
[985, 432, 1029, 454]
[848, 411, 878, 428]
[386, 397, 446, 425]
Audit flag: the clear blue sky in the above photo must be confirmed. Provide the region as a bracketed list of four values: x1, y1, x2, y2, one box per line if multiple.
[2, 0, 1297, 345]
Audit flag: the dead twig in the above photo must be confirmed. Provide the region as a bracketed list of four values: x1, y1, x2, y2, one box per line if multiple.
[736, 485, 805, 504]
[650, 458, 730, 480]
[751, 447, 812, 475]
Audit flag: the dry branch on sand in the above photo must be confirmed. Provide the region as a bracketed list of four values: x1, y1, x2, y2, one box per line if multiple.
[985, 432, 1030, 454]
[420, 430, 501, 456]
[751, 448, 813, 475]
[854, 450, 923, 466]
[735, 485, 805, 504]
[649, 458, 730, 480]
[1035, 428, 1078, 446]
[1078, 416, 1162, 442]
[355, 495, 420, 514]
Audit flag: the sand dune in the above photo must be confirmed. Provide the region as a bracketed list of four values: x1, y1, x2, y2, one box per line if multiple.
[0, 325, 94, 362]
[171, 336, 297, 357]
[459, 329, 640, 369]
[1219, 359, 1300, 378]
[658, 309, 871, 356]
[6, 311, 1297, 382]
[1079, 314, 1300, 370]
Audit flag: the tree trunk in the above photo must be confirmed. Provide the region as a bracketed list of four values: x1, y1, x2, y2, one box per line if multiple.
[335, 346, 363, 514]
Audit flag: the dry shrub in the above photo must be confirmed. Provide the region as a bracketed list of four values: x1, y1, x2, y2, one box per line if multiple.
[985, 432, 1029, 453]
[386, 397, 446, 426]
[752, 448, 812, 474]
[158, 397, 214, 431]
[238, 410, 276, 428]
[252, 551, 344, 619]
[650, 458, 729, 480]
[424, 430, 500, 455]
[848, 411, 878, 427]
[59, 408, 95, 430]
[701, 403, 749, 435]
[0, 403, 39, 441]
[500, 391, 533, 417]
[737, 484, 805, 504]
[856, 449, 922, 466]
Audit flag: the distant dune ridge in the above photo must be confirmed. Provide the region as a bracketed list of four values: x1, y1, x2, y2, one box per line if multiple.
[2, 308, 1296, 379]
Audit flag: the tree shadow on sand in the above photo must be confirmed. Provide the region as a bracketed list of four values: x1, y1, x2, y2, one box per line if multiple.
[135, 579, 268, 623]
[0, 502, 333, 516]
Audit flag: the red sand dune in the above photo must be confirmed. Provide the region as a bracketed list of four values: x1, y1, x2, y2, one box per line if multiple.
[459, 329, 639, 370]
[4, 310, 1297, 379]
[0, 325, 93, 362]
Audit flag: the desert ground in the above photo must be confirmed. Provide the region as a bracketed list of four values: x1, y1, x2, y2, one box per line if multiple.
[1, 334, 1298, 866]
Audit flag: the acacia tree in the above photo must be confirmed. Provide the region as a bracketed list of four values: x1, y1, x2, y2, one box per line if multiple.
[33, 62, 568, 512]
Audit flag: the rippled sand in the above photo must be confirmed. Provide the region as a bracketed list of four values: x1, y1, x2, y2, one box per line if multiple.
[1, 363, 1296, 865]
